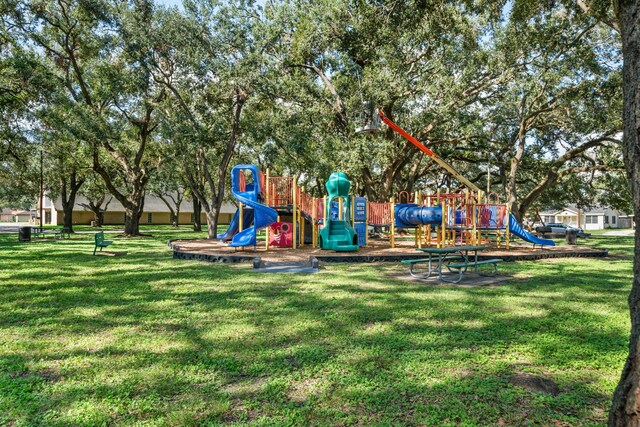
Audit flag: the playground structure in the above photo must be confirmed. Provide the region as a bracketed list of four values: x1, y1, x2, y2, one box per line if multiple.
[218, 105, 554, 252]
[217, 165, 278, 248]
[318, 172, 359, 252]
[219, 166, 554, 252]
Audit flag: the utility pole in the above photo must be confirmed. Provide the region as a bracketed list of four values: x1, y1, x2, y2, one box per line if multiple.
[39, 149, 44, 226]
[486, 159, 491, 197]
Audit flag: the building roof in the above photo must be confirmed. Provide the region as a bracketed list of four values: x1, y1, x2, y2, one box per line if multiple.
[0, 208, 33, 216]
[539, 204, 612, 216]
[51, 194, 237, 214]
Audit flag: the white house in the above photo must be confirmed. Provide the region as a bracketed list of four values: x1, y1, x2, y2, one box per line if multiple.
[538, 205, 634, 230]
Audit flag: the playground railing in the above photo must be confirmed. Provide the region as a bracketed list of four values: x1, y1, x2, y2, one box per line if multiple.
[450, 204, 476, 227]
[465, 204, 475, 227]
[315, 198, 325, 221]
[397, 191, 411, 204]
[267, 176, 294, 207]
[368, 202, 393, 226]
[424, 192, 472, 204]
[299, 191, 316, 220]
[477, 204, 507, 229]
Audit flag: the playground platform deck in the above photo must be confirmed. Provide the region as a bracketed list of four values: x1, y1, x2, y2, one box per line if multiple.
[169, 238, 607, 264]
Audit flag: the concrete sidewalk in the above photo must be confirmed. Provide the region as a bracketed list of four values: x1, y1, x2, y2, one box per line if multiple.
[603, 229, 635, 236]
[0, 226, 199, 235]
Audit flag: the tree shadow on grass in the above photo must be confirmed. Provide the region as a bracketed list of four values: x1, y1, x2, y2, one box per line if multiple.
[0, 237, 630, 425]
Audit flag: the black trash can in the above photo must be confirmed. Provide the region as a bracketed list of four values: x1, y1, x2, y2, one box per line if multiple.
[18, 226, 32, 242]
[566, 230, 577, 245]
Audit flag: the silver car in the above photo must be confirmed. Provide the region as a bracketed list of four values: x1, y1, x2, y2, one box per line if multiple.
[545, 223, 584, 234]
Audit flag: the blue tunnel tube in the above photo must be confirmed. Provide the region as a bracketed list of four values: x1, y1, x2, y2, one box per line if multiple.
[395, 204, 442, 228]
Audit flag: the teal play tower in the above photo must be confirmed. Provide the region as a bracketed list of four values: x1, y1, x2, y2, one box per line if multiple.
[319, 172, 359, 252]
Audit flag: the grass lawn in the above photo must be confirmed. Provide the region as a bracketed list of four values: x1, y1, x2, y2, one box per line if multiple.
[0, 228, 633, 426]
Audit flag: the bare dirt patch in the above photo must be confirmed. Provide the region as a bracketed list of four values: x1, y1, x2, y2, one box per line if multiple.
[288, 377, 324, 403]
[94, 251, 128, 256]
[385, 268, 514, 287]
[223, 377, 268, 395]
[509, 373, 560, 396]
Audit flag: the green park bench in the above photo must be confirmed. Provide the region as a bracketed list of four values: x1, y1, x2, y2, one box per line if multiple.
[93, 232, 113, 255]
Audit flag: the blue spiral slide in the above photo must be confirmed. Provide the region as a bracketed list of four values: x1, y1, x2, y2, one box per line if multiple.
[218, 165, 277, 248]
[218, 207, 255, 242]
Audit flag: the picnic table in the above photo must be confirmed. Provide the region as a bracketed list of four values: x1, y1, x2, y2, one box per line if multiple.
[30, 226, 71, 239]
[401, 245, 502, 283]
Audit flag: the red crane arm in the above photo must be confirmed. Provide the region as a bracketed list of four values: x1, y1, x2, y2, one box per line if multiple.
[376, 109, 480, 192]
[376, 109, 436, 156]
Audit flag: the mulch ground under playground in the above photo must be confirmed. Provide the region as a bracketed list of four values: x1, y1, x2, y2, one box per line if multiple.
[169, 238, 607, 264]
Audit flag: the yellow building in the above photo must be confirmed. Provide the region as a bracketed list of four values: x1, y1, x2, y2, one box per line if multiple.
[40, 194, 236, 226]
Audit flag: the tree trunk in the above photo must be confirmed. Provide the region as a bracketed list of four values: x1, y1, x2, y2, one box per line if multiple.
[157, 195, 177, 227]
[86, 196, 110, 227]
[95, 210, 104, 227]
[205, 209, 219, 239]
[60, 171, 84, 233]
[124, 207, 141, 236]
[168, 206, 177, 227]
[156, 192, 183, 227]
[173, 191, 183, 228]
[120, 189, 145, 235]
[62, 202, 74, 231]
[122, 196, 145, 235]
[94, 150, 148, 236]
[91, 99, 157, 237]
[506, 97, 528, 218]
[192, 194, 202, 232]
[182, 88, 246, 239]
[609, 1, 640, 425]
[201, 88, 246, 239]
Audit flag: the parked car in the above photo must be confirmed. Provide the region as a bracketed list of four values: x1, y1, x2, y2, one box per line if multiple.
[535, 223, 584, 235]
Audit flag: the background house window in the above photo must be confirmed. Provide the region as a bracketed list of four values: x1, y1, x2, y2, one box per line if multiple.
[147, 213, 153, 224]
[586, 215, 597, 224]
[612, 216, 617, 224]
[543, 215, 554, 223]
[605, 216, 609, 224]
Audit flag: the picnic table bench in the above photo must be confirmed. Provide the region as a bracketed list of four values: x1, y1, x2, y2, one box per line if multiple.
[443, 259, 503, 283]
[93, 231, 113, 255]
[402, 245, 503, 283]
[401, 256, 464, 279]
